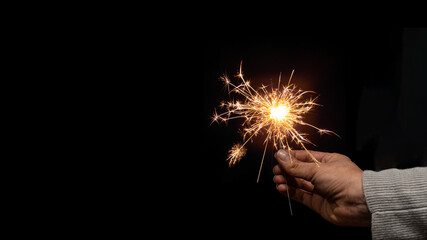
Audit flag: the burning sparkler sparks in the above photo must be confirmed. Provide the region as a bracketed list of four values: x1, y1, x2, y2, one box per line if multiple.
[212, 62, 337, 182]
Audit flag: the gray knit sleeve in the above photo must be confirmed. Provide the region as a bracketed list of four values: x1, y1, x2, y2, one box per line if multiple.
[362, 167, 427, 239]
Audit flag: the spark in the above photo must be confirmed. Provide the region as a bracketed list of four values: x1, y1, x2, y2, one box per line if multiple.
[227, 143, 247, 167]
[212, 62, 337, 182]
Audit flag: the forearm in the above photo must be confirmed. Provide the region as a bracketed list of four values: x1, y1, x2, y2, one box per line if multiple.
[362, 167, 427, 239]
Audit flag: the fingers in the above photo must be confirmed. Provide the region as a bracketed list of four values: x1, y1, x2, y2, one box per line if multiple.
[275, 149, 319, 181]
[273, 173, 314, 192]
[272, 164, 283, 175]
[276, 184, 314, 210]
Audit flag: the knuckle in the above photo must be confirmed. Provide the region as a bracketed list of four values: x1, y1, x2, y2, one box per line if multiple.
[290, 160, 299, 169]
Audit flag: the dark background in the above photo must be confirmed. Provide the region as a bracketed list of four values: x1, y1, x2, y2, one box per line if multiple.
[201, 28, 427, 237]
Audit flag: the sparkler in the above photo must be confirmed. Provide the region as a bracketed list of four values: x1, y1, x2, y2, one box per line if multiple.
[212, 61, 337, 183]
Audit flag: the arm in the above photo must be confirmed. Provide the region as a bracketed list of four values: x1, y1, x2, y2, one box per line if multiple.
[363, 167, 427, 239]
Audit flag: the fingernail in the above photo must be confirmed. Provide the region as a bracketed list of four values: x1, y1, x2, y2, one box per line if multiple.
[276, 149, 289, 162]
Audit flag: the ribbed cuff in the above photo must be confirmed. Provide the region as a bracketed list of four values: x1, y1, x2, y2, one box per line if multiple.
[362, 167, 427, 239]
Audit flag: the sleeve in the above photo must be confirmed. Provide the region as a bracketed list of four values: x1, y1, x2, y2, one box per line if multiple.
[362, 167, 427, 239]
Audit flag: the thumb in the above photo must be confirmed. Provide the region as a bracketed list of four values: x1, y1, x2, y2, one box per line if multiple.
[275, 149, 318, 181]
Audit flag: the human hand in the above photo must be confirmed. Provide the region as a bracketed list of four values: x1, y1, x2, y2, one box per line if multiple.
[273, 149, 371, 227]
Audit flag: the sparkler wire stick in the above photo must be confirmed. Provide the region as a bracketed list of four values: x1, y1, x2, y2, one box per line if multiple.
[278, 138, 293, 216]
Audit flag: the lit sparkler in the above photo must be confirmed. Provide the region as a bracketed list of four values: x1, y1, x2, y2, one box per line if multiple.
[212, 62, 337, 182]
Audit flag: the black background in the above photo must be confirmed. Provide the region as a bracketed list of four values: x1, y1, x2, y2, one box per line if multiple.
[199, 28, 426, 238]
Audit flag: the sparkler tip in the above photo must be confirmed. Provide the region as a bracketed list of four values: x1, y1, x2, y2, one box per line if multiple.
[213, 64, 337, 171]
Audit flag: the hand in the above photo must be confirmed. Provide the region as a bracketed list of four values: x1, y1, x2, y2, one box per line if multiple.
[273, 149, 371, 227]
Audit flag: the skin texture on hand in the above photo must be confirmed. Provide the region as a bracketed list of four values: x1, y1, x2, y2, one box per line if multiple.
[273, 149, 371, 227]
